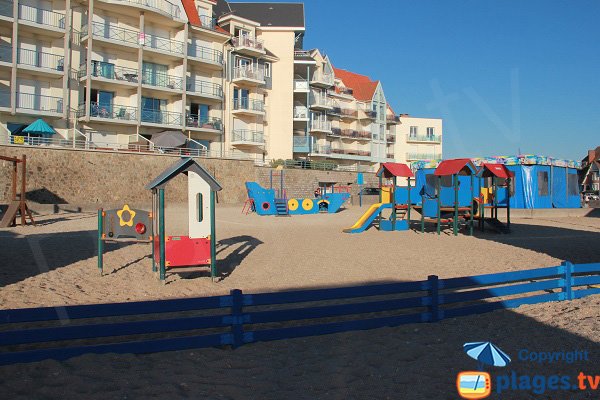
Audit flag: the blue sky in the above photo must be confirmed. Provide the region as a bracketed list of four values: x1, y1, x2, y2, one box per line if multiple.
[287, 0, 600, 160]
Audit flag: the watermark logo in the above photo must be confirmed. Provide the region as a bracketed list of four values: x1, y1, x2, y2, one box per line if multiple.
[457, 371, 492, 399]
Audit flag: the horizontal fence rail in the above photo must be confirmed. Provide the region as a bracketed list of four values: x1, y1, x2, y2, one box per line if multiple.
[1, 262, 599, 365]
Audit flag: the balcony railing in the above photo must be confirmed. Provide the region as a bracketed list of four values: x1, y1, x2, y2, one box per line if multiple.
[330, 127, 341, 136]
[0, 0, 12, 18]
[294, 50, 311, 58]
[17, 92, 63, 113]
[310, 92, 333, 108]
[340, 108, 358, 119]
[111, 0, 180, 19]
[330, 106, 342, 116]
[406, 152, 440, 160]
[143, 33, 184, 55]
[406, 134, 442, 143]
[232, 129, 264, 144]
[80, 61, 139, 83]
[293, 106, 308, 119]
[83, 102, 138, 121]
[363, 110, 377, 119]
[187, 44, 223, 65]
[331, 148, 371, 157]
[142, 71, 184, 90]
[185, 116, 222, 131]
[387, 135, 396, 143]
[312, 144, 331, 155]
[233, 98, 264, 112]
[198, 15, 218, 31]
[232, 36, 264, 52]
[293, 135, 312, 152]
[233, 65, 265, 82]
[0, 45, 11, 63]
[311, 120, 332, 132]
[334, 86, 353, 96]
[311, 71, 334, 86]
[18, 3, 65, 29]
[84, 22, 139, 46]
[293, 79, 309, 91]
[17, 48, 64, 71]
[141, 109, 183, 126]
[386, 115, 400, 123]
[186, 79, 223, 98]
[340, 129, 370, 140]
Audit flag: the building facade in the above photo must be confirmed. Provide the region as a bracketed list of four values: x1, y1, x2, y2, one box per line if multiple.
[0, 0, 443, 171]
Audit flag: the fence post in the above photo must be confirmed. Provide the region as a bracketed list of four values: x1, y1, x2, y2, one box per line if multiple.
[427, 275, 439, 322]
[562, 261, 573, 301]
[230, 289, 244, 348]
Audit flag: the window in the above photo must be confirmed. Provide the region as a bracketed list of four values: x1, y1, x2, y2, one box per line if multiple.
[141, 97, 166, 123]
[593, 183, 599, 191]
[410, 126, 418, 137]
[264, 62, 271, 77]
[196, 193, 203, 222]
[441, 175, 453, 188]
[233, 88, 249, 109]
[425, 174, 439, 196]
[537, 171, 549, 196]
[427, 127, 435, 138]
[568, 173, 579, 196]
[235, 56, 252, 68]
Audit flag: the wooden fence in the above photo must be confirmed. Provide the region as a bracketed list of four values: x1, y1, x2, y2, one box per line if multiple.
[1, 261, 599, 365]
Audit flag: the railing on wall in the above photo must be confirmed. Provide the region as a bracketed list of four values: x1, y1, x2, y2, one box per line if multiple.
[0, 262, 598, 365]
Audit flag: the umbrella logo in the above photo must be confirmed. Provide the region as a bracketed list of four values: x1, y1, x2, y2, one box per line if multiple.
[457, 342, 511, 399]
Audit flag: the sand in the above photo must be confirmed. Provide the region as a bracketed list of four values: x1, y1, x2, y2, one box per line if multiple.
[1, 205, 600, 399]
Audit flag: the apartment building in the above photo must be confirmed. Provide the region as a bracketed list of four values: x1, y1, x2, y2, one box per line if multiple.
[580, 146, 600, 193]
[394, 114, 443, 164]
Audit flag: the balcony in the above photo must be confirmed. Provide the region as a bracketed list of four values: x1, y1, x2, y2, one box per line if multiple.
[185, 116, 222, 132]
[310, 71, 334, 87]
[386, 153, 395, 160]
[0, 44, 12, 64]
[363, 110, 377, 119]
[142, 71, 184, 91]
[387, 135, 396, 143]
[17, 48, 64, 73]
[197, 15, 219, 32]
[186, 79, 223, 100]
[82, 102, 138, 122]
[17, 92, 63, 115]
[293, 135, 312, 153]
[83, 22, 139, 48]
[406, 152, 440, 161]
[109, 0, 181, 20]
[406, 134, 442, 143]
[231, 129, 264, 146]
[333, 86, 353, 97]
[0, 0, 12, 19]
[386, 115, 400, 124]
[140, 109, 182, 126]
[18, 3, 65, 31]
[329, 106, 341, 117]
[142, 33, 184, 57]
[310, 120, 332, 133]
[80, 61, 139, 85]
[232, 35, 265, 56]
[340, 129, 371, 140]
[310, 92, 333, 111]
[293, 106, 309, 121]
[232, 98, 265, 116]
[329, 127, 341, 137]
[232, 65, 265, 86]
[187, 44, 223, 68]
[293, 79, 309, 92]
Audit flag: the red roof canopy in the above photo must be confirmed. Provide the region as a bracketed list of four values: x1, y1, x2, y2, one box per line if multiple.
[377, 162, 414, 178]
[434, 159, 476, 176]
[479, 163, 515, 179]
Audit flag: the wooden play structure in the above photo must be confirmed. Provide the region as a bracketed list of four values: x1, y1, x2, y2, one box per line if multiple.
[474, 163, 513, 233]
[0, 154, 35, 228]
[146, 158, 222, 281]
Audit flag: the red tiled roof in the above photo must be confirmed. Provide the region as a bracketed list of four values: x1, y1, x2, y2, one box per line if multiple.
[181, 0, 229, 34]
[377, 162, 414, 178]
[333, 68, 379, 101]
[434, 159, 476, 176]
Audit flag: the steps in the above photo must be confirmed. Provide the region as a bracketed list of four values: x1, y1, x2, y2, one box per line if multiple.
[274, 198, 289, 216]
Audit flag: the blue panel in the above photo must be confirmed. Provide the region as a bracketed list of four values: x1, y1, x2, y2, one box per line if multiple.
[245, 182, 276, 215]
[552, 166, 568, 208]
[567, 169, 581, 208]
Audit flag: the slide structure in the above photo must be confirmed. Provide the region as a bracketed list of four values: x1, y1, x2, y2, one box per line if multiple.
[343, 203, 392, 234]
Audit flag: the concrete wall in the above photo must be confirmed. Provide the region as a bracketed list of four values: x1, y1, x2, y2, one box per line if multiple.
[0, 145, 377, 211]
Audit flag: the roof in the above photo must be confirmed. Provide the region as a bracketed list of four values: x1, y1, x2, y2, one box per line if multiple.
[479, 163, 514, 179]
[145, 158, 222, 191]
[377, 163, 414, 178]
[227, 2, 305, 28]
[333, 68, 379, 101]
[434, 159, 476, 176]
[181, 0, 229, 34]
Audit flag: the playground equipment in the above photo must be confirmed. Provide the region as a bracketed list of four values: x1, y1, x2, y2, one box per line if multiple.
[473, 163, 513, 233]
[413, 159, 476, 236]
[245, 169, 350, 216]
[146, 158, 222, 281]
[344, 162, 414, 233]
[97, 205, 152, 273]
[0, 154, 35, 228]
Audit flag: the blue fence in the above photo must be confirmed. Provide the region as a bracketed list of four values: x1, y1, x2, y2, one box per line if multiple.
[1, 262, 599, 365]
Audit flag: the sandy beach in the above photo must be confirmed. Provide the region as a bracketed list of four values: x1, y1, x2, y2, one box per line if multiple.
[1, 205, 600, 399]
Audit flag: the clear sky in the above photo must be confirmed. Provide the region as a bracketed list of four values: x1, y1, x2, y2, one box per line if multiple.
[274, 0, 600, 161]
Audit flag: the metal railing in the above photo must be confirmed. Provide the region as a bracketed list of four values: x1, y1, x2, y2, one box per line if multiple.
[0, 44, 11, 63]
[406, 134, 442, 143]
[233, 98, 264, 112]
[141, 109, 182, 126]
[340, 129, 370, 140]
[334, 86, 353, 96]
[18, 3, 65, 29]
[232, 36, 264, 52]
[406, 152, 440, 160]
[331, 148, 371, 157]
[233, 65, 265, 82]
[17, 48, 64, 71]
[310, 120, 332, 132]
[330, 127, 342, 136]
[16, 92, 63, 113]
[0, 0, 12, 18]
[232, 129, 264, 144]
[293, 106, 308, 119]
[293, 79, 309, 91]
[83, 102, 138, 121]
[198, 15, 218, 31]
[84, 22, 139, 46]
[80, 61, 139, 83]
[185, 116, 222, 131]
[292, 135, 312, 152]
[111, 0, 180, 19]
[293, 50, 311, 58]
[142, 71, 183, 90]
[186, 79, 223, 98]
[310, 71, 334, 86]
[387, 115, 400, 123]
[143, 33, 184, 55]
[363, 110, 377, 119]
[340, 108, 358, 118]
[187, 44, 223, 64]
[310, 91, 333, 108]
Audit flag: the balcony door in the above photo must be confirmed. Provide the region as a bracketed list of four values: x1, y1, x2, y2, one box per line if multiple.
[409, 126, 418, 138]
[142, 62, 168, 87]
[233, 88, 249, 109]
[190, 103, 209, 125]
[88, 89, 114, 117]
[426, 127, 435, 139]
[141, 96, 166, 123]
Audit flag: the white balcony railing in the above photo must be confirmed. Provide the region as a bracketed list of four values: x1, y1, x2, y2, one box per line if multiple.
[232, 36, 264, 52]
[311, 71, 334, 86]
[233, 65, 265, 82]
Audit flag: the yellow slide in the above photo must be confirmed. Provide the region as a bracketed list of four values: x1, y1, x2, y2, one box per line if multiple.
[343, 203, 390, 233]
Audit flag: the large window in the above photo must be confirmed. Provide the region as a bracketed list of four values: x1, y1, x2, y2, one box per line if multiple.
[537, 171, 549, 196]
[141, 97, 166, 123]
[427, 127, 435, 138]
[264, 62, 271, 77]
[410, 126, 418, 137]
